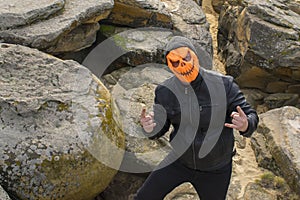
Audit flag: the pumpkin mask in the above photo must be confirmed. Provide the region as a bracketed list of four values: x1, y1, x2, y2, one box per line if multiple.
[166, 47, 200, 83]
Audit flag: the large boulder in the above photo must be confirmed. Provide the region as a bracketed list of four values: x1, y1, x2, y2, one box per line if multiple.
[218, 0, 300, 99]
[0, 0, 65, 30]
[103, 0, 172, 28]
[103, 0, 212, 57]
[99, 28, 176, 72]
[98, 64, 173, 199]
[0, 43, 125, 200]
[109, 64, 173, 172]
[48, 23, 101, 54]
[251, 106, 300, 195]
[164, 0, 212, 55]
[0, 0, 114, 54]
[263, 93, 299, 109]
[100, 63, 178, 198]
[82, 28, 213, 80]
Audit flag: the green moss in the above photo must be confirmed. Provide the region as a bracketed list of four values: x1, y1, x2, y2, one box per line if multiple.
[259, 172, 274, 187]
[257, 172, 286, 189]
[273, 176, 285, 189]
[281, 50, 289, 56]
[94, 77, 125, 149]
[39, 102, 49, 110]
[112, 34, 128, 50]
[268, 58, 274, 64]
[57, 102, 70, 112]
[39, 151, 117, 200]
[100, 25, 116, 36]
[256, 172, 299, 198]
[38, 101, 70, 112]
[41, 154, 78, 178]
[15, 160, 21, 166]
[95, 85, 125, 150]
[12, 101, 19, 106]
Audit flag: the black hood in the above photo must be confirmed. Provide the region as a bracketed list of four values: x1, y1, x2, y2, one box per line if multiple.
[164, 36, 213, 70]
[164, 36, 198, 57]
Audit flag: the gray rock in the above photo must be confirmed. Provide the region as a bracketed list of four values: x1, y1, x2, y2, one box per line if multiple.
[103, 28, 174, 72]
[264, 93, 299, 109]
[241, 89, 267, 109]
[0, 43, 125, 200]
[170, 0, 206, 24]
[234, 129, 246, 149]
[110, 64, 173, 172]
[48, 23, 100, 54]
[254, 106, 300, 195]
[0, 0, 65, 30]
[97, 64, 175, 199]
[0, 0, 114, 53]
[165, 183, 199, 200]
[165, 0, 212, 58]
[103, 0, 213, 62]
[104, 0, 172, 28]
[218, 0, 300, 95]
[0, 185, 11, 200]
[251, 132, 279, 173]
[243, 182, 276, 200]
[95, 27, 212, 74]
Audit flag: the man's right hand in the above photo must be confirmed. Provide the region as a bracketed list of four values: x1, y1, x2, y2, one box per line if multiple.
[140, 107, 156, 133]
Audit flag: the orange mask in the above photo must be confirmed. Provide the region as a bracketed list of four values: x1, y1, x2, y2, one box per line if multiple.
[166, 47, 200, 83]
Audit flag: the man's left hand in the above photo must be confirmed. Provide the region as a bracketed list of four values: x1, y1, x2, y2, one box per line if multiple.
[225, 106, 248, 132]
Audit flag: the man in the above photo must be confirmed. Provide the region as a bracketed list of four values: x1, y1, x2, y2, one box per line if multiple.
[135, 36, 258, 200]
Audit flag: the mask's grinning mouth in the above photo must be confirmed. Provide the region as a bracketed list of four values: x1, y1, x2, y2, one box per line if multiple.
[181, 63, 195, 76]
[174, 60, 195, 77]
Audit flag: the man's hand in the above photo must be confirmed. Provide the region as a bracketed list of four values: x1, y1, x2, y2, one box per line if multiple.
[140, 107, 156, 133]
[225, 106, 248, 132]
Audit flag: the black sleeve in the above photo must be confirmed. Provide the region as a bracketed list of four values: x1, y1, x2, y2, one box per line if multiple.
[226, 77, 259, 137]
[143, 87, 171, 140]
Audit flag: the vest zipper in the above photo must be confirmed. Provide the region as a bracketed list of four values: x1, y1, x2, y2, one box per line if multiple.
[185, 86, 197, 170]
[192, 140, 197, 170]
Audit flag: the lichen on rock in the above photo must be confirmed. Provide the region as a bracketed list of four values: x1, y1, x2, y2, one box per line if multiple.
[0, 43, 125, 200]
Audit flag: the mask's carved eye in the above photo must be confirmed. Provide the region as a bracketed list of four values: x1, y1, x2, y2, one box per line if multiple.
[170, 60, 180, 68]
[183, 51, 191, 62]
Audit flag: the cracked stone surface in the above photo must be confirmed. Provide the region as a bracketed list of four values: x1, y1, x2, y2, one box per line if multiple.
[0, 43, 125, 200]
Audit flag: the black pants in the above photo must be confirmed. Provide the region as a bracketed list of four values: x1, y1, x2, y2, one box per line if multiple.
[134, 159, 232, 200]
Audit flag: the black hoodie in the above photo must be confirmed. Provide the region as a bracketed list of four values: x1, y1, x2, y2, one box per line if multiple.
[146, 36, 259, 171]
